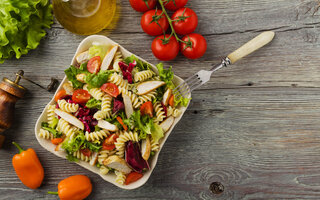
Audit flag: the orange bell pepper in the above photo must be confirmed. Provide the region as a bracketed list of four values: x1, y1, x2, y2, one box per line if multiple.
[12, 142, 44, 189]
[48, 175, 92, 200]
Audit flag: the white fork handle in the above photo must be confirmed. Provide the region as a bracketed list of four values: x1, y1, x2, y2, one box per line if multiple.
[227, 31, 275, 64]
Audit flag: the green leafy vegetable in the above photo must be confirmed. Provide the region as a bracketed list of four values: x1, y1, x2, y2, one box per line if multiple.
[41, 122, 62, 138]
[64, 66, 85, 89]
[86, 98, 102, 109]
[62, 130, 86, 153]
[66, 154, 78, 162]
[124, 55, 151, 71]
[0, 0, 53, 63]
[156, 63, 174, 89]
[150, 123, 164, 144]
[83, 141, 101, 152]
[174, 96, 191, 107]
[85, 70, 113, 88]
[89, 45, 107, 59]
[49, 118, 59, 129]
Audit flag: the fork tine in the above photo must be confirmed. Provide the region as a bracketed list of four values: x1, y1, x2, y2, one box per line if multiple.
[177, 79, 202, 98]
[173, 77, 199, 95]
[173, 73, 198, 92]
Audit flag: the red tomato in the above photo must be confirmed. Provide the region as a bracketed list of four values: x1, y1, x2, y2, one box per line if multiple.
[141, 9, 169, 36]
[129, 0, 156, 12]
[100, 83, 119, 98]
[168, 95, 175, 107]
[80, 148, 92, 157]
[172, 8, 198, 35]
[125, 172, 143, 185]
[151, 34, 179, 61]
[72, 89, 91, 104]
[87, 56, 101, 74]
[140, 101, 153, 117]
[51, 138, 63, 145]
[164, 0, 188, 11]
[55, 90, 67, 102]
[180, 33, 207, 59]
[102, 134, 118, 150]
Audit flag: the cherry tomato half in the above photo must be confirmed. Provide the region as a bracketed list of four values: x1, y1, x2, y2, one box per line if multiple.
[55, 89, 67, 102]
[172, 8, 198, 35]
[151, 34, 179, 61]
[164, 0, 188, 11]
[180, 33, 207, 59]
[72, 89, 91, 104]
[141, 9, 169, 36]
[129, 0, 156, 12]
[87, 56, 101, 74]
[80, 148, 92, 157]
[140, 101, 153, 117]
[102, 134, 118, 150]
[100, 83, 119, 98]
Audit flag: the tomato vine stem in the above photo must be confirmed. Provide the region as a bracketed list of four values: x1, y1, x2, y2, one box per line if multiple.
[158, 0, 190, 45]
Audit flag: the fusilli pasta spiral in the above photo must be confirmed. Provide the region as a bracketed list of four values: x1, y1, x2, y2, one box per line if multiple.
[99, 165, 110, 175]
[114, 131, 139, 158]
[150, 136, 160, 152]
[134, 70, 155, 82]
[85, 130, 110, 142]
[115, 170, 126, 185]
[89, 88, 104, 100]
[93, 110, 111, 120]
[153, 102, 166, 123]
[113, 51, 123, 72]
[108, 73, 129, 91]
[58, 99, 79, 113]
[93, 94, 113, 120]
[167, 106, 174, 117]
[38, 129, 53, 140]
[139, 91, 157, 104]
[172, 108, 182, 118]
[98, 149, 116, 164]
[120, 88, 141, 109]
[73, 150, 91, 162]
[47, 105, 56, 125]
[57, 118, 78, 138]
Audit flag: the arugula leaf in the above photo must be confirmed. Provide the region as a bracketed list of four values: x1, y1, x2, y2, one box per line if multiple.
[124, 55, 151, 71]
[64, 66, 84, 89]
[83, 141, 101, 152]
[41, 122, 62, 138]
[86, 98, 102, 109]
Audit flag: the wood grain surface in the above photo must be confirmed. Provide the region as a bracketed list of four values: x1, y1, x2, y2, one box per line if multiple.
[1, 0, 320, 199]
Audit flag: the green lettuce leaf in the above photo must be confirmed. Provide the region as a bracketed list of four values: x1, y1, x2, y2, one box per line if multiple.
[41, 122, 62, 138]
[156, 63, 175, 89]
[85, 70, 113, 88]
[86, 98, 102, 109]
[124, 55, 151, 71]
[64, 66, 84, 89]
[174, 96, 191, 107]
[150, 123, 164, 144]
[89, 45, 107, 59]
[0, 0, 53, 63]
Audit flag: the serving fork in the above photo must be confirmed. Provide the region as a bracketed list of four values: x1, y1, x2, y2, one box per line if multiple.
[173, 31, 275, 99]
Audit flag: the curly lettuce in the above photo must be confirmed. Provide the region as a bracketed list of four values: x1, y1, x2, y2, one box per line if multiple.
[0, 0, 53, 63]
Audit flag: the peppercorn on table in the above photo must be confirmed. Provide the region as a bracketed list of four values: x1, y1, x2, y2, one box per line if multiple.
[1, 0, 320, 199]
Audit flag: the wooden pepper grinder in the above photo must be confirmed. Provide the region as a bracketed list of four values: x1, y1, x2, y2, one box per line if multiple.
[0, 70, 26, 148]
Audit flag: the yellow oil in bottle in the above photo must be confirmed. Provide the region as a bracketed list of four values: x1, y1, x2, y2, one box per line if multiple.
[53, 0, 117, 35]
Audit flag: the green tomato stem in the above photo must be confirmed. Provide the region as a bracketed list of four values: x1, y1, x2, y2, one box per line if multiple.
[158, 0, 189, 44]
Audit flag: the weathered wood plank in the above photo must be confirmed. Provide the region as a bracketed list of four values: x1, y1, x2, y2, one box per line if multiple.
[1, 0, 320, 199]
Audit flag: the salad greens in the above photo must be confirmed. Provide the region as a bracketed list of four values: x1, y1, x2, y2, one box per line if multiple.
[86, 98, 102, 109]
[124, 55, 151, 71]
[41, 122, 62, 138]
[0, 0, 53, 63]
[89, 45, 107, 59]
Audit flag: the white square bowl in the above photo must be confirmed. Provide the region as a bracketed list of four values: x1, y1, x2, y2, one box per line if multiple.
[35, 35, 190, 189]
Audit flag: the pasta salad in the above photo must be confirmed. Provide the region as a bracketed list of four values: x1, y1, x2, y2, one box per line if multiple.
[38, 44, 190, 185]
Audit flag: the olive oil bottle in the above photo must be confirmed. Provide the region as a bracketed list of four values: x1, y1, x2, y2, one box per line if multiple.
[53, 0, 117, 35]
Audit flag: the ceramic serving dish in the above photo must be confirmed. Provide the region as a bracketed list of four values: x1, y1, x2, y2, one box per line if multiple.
[35, 35, 190, 189]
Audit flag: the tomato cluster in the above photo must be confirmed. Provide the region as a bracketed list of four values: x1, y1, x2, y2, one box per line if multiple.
[129, 0, 207, 61]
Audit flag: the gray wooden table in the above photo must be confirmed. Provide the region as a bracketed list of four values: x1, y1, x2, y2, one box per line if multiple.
[1, 0, 320, 199]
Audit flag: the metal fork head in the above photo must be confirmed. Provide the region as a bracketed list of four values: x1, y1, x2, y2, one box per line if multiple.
[173, 72, 204, 99]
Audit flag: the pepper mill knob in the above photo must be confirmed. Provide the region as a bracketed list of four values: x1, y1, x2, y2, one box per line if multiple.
[0, 70, 27, 148]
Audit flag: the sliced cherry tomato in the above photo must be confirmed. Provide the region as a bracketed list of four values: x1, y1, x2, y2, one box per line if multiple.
[80, 148, 92, 157]
[129, 0, 156, 12]
[87, 56, 101, 74]
[100, 83, 119, 98]
[125, 172, 143, 185]
[169, 95, 175, 107]
[140, 101, 153, 117]
[164, 0, 188, 11]
[116, 116, 128, 131]
[51, 138, 63, 145]
[72, 89, 91, 104]
[102, 134, 118, 150]
[180, 33, 207, 59]
[172, 8, 198, 35]
[55, 90, 67, 102]
[141, 9, 169, 36]
[151, 34, 179, 61]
